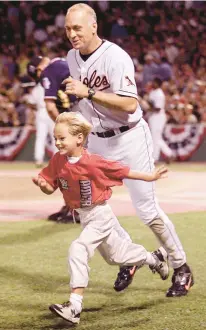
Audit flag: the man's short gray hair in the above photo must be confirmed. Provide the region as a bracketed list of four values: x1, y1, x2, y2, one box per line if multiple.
[66, 3, 97, 23]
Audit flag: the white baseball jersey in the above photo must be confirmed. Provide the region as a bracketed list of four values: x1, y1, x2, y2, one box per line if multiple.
[148, 88, 166, 114]
[67, 40, 142, 131]
[27, 83, 50, 120]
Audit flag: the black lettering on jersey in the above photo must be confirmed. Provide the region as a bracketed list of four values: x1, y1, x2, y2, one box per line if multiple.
[79, 180, 92, 207]
[83, 70, 110, 91]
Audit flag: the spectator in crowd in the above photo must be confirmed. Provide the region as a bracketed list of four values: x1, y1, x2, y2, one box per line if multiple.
[0, 0, 205, 128]
[157, 57, 173, 82]
[142, 54, 158, 87]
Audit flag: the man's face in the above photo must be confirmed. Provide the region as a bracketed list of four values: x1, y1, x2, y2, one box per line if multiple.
[65, 10, 97, 52]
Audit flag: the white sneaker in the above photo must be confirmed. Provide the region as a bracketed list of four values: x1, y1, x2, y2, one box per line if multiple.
[49, 301, 80, 324]
[150, 247, 169, 280]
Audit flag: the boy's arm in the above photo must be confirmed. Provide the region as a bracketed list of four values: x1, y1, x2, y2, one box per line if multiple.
[125, 165, 168, 182]
[32, 176, 56, 194]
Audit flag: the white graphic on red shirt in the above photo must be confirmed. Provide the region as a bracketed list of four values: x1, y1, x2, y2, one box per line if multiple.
[79, 180, 92, 207]
[59, 177, 69, 190]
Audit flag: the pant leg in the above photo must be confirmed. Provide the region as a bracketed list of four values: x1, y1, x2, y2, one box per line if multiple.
[88, 119, 186, 269]
[47, 116, 58, 154]
[97, 212, 147, 268]
[159, 138, 173, 158]
[148, 114, 163, 162]
[34, 117, 48, 163]
[69, 203, 118, 288]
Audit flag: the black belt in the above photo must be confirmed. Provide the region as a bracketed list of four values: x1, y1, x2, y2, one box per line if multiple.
[91, 119, 141, 138]
[91, 125, 130, 138]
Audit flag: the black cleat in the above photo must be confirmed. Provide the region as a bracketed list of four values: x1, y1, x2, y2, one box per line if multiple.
[114, 265, 137, 292]
[166, 263, 194, 297]
[47, 206, 80, 223]
[47, 205, 69, 221]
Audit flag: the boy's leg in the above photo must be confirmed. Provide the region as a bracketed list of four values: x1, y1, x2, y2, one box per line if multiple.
[49, 204, 116, 323]
[98, 225, 169, 282]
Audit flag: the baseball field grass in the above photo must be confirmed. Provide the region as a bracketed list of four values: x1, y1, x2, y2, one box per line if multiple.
[0, 212, 205, 330]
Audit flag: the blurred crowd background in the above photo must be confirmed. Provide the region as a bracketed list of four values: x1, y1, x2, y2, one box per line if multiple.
[0, 0, 206, 128]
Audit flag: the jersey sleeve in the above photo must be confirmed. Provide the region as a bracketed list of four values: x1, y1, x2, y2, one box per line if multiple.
[41, 60, 70, 100]
[108, 50, 138, 99]
[39, 154, 59, 189]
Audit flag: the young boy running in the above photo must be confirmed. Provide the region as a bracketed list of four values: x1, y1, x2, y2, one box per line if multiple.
[33, 112, 169, 325]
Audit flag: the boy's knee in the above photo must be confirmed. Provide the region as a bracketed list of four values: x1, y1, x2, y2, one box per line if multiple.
[69, 239, 83, 258]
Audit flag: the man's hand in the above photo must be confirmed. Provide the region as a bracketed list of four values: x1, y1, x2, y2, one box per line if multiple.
[62, 77, 89, 98]
[32, 176, 55, 194]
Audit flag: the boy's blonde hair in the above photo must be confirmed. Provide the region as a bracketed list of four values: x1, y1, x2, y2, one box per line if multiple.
[55, 112, 92, 142]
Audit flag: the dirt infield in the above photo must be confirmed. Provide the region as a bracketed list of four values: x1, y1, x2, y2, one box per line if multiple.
[0, 169, 206, 221]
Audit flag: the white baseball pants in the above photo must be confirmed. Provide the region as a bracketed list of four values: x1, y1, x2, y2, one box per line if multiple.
[88, 118, 186, 269]
[35, 114, 56, 163]
[69, 203, 147, 288]
[148, 112, 173, 162]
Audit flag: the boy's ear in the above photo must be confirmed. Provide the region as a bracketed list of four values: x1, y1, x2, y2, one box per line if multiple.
[77, 132, 84, 144]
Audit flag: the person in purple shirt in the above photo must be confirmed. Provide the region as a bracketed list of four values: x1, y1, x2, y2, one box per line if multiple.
[27, 55, 79, 223]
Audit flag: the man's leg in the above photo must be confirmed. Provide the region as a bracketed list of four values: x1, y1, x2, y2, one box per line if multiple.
[121, 120, 194, 296]
[88, 120, 194, 296]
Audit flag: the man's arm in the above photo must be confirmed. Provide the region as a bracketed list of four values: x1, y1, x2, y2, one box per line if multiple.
[44, 99, 59, 121]
[63, 77, 138, 114]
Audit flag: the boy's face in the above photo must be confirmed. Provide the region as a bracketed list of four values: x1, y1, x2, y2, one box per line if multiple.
[54, 123, 83, 156]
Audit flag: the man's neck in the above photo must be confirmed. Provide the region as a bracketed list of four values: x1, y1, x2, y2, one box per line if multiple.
[80, 36, 102, 55]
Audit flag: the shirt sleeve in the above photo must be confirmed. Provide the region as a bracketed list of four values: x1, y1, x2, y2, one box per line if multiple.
[93, 156, 130, 186]
[39, 154, 59, 189]
[41, 61, 70, 99]
[108, 50, 138, 99]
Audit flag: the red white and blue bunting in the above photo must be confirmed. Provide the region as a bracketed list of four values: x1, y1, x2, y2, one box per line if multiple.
[0, 127, 54, 161]
[0, 124, 206, 161]
[162, 124, 206, 161]
[0, 127, 32, 160]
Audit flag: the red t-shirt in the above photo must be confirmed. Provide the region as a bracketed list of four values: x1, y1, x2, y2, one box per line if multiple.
[39, 149, 130, 209]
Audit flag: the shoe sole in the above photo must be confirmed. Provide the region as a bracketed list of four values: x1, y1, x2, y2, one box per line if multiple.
[49, 305, 80, 324]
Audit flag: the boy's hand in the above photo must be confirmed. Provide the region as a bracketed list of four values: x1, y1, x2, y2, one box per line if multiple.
[153, 165, 168, 180]
[32, 176, 54, 194]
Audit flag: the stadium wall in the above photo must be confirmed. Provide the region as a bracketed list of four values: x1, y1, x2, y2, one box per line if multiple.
[0, 125, 206, 162]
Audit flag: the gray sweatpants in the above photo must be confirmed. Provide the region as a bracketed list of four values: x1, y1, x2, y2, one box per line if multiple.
[68, 202, 147, 288]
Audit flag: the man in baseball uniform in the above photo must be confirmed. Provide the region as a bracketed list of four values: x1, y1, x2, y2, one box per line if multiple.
[148, 77, 174, 163]
[27, 56, 56, 168]
[63, 3, 194, 297]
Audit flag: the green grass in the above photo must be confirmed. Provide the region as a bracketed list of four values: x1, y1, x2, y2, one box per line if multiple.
[0, 213, 206, 330]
